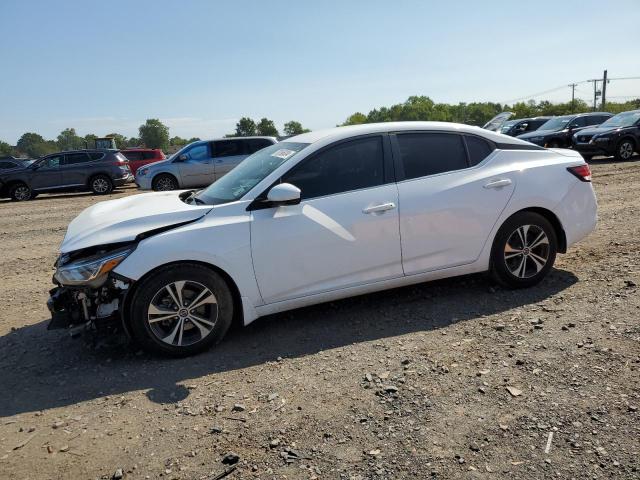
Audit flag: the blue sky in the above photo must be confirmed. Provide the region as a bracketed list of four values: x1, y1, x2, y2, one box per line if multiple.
[1, 0, 639, 143]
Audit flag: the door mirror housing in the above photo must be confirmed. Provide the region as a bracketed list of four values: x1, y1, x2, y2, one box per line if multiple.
[177, 154, 188, 162]
[267, 183, 301, 205]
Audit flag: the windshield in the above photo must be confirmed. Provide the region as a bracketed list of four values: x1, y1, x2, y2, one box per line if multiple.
[195, 142, 309, 205]
[600, 110, 640, 128]
[500, 120, 518, 133]
[538, 116, 572, 132]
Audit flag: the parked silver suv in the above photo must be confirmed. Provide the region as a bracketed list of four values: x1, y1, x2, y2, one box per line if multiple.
[135, 137, 277, 191]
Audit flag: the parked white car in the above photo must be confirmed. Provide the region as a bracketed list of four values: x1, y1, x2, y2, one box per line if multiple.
[48, 122, 597, 356]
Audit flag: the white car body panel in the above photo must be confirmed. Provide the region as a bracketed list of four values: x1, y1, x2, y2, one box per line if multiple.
[57, 122, 597, 327]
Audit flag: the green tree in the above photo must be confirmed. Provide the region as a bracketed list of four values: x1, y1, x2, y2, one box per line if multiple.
[56, 128, 85, 150]
[256, 117, 279, 137]
[187, 137, 201, 143]
[170, 136, 188, 147]
[138, 119, 170, 150]
[16, 132, 56, 157]
[126, 137, 141, 147]
[0, 141, 13, 156]
[105, 133, 128, 149]
[84, 133, 98, 149]
[283, 121, 310, 136]
[234, 117, 257, 136]
[342, 112, 367, 125]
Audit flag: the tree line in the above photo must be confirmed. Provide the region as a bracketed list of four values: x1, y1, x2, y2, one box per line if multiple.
[2, 96, 638, 159]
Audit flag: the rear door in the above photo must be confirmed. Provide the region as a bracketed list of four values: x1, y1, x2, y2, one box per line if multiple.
[393, 132, 515, 275]
[60, 152, 92, 186]
[177, 143, 215, 187]
[212, 139, 247, 178]
[31, 154, 63, 190]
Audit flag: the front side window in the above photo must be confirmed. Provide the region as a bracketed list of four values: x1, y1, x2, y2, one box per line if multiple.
[41, 155, 63, 169]
[213, 140, 244, 158]
[195, 142, 308, 205]
[64, 153, 90, 165]
[282, 136, 384, 200]
[185, 144, 209, 162]
[397, 133, 467, 180]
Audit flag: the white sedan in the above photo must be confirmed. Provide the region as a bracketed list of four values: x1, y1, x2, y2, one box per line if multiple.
[48, 122, 597, 356]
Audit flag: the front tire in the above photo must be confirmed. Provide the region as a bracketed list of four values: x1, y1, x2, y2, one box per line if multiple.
[615, 139, 635, 161]
[152, 174, 178, 191]
[129, 264, 234, 356]
[90, 175, 113, 195]
[490, 212, 557, 288]
[9, 182, 33, 201]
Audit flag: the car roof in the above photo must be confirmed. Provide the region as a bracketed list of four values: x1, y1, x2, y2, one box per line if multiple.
[575, 111, 612, 117]
[287, 122, 533, 147]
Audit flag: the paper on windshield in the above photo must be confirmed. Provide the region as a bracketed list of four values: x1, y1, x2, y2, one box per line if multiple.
[270, 149, 297, 160]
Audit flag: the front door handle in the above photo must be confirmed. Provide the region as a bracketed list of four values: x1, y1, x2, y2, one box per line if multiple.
[484, 178, 512, 189]
[363, 202, 396, 214]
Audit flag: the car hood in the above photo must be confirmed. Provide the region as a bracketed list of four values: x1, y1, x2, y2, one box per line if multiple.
[517, 129, 556, 139]
[60, 191, 212, 253]
[575, 126, 618, 136]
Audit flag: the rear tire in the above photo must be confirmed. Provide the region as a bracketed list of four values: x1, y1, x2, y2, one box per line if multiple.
[152, 174, 178, 191]
[490, 212, 557, 288]
[615, 139, 635, 161]
[9, 182, 33, 201]
[90, 175, 113, 195]
[129, 263, 234, 357]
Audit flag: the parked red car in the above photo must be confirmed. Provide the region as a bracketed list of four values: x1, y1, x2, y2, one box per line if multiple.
[119, 148, 166, 175]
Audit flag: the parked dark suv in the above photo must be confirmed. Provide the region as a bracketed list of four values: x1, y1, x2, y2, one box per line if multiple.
[517, 112, 612, 148]
[0, 150, 133, 201]
[572, 109, 640, 161]
[500, 116, 552, 136]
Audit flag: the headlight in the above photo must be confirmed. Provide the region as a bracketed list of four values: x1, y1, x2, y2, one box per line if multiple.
[54, 247, 133, 286]
[137, 167, 149, 176]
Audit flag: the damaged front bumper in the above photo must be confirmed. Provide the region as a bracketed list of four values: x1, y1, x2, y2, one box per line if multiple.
[47, 275, 132, 337]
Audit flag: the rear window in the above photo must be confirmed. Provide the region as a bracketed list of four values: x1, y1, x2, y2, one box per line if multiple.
[142, 151, 162, 160]
[246, 138, 274, 154]
[397, 133, 468, 180]
[212, 140, 245, 158]
[122, 151, 143, 161]
[64, 152, 90, 165]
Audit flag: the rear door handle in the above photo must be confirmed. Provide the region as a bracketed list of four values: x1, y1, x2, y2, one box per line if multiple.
[484, 178, 512, 189]
[363, 202, 396, 214]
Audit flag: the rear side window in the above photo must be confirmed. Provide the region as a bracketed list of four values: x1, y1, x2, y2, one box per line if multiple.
[89, 152, 105, 160]
[396, 133, 467, 180]
[465, 135, 494, 166]
[142, 151, 161, 160]
[246, 138, 274, 154]
[530, 120, 547, 129]
[283, 136, 384, 200]
[122, 151, 143, 161]
[213, 140, 245, 158]
[570, 117, 587, 128]
[64, 153, 90, 165]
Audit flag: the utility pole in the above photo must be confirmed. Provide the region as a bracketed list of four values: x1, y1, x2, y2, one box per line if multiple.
[601, 69, 608, 110]
[569, 83, 577, 112]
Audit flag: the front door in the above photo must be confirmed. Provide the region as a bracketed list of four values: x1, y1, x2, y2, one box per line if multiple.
[392, 132, 515, 275]
[212, 139, 247, 179]
[250, 135, 403, 304]
[177, 143, 215, 188]
[31, 154, 63, 190]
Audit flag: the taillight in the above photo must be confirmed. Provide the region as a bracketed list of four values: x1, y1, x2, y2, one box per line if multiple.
[567, 164, 591, 182]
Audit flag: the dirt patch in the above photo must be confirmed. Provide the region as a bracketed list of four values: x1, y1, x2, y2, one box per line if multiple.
[1, 159, 639, 479]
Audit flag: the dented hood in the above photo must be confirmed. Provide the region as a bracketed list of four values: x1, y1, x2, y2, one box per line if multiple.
[60, 191, 212, 253]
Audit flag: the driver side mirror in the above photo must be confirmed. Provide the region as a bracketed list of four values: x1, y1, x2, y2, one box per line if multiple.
[267, 183, 301, 205]
[177, 154, 189, 162]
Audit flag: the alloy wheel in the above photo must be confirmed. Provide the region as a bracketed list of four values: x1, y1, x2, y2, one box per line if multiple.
[155, 177, 176, 191]
[93, 178, 110, 193]
[14, 185, 31, 201]
[619, 142, 633, 160]
[147, 280, 218, 347]
[504, 225, 550, 279]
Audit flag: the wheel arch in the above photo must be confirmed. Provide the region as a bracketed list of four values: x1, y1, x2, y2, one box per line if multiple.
[120, 259, 244, 337]
[86, 171, 114, 186]
[511, 207, 567, 253]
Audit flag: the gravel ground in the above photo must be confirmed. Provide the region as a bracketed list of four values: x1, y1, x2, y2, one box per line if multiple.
[0, 157, 639, 480]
